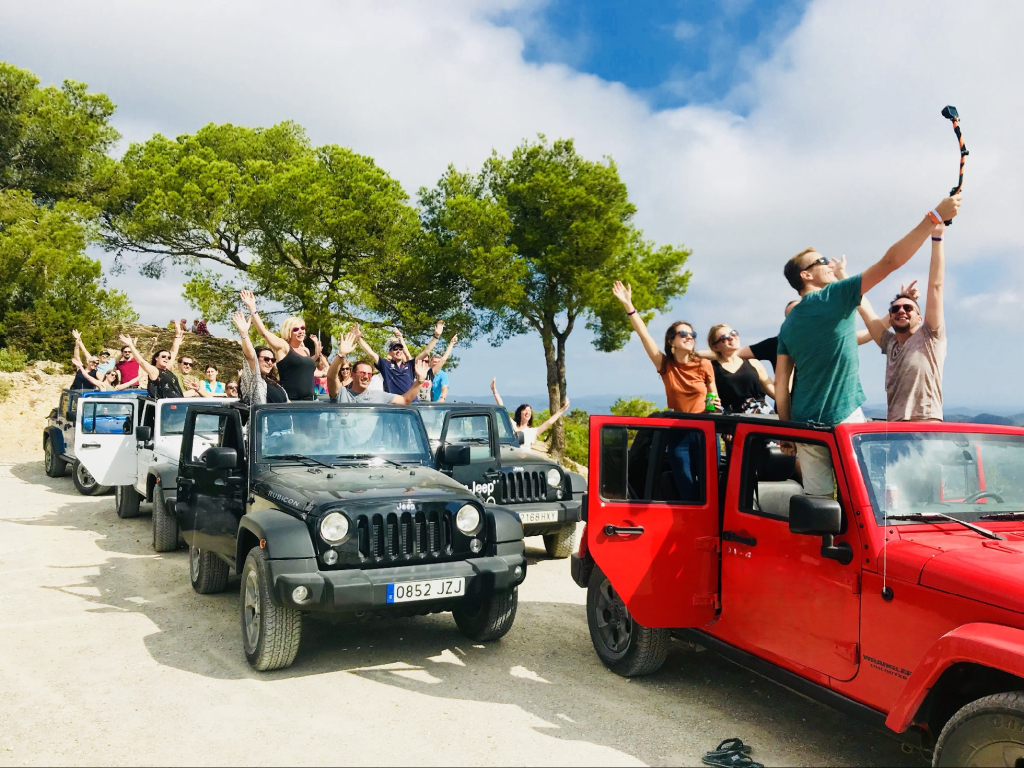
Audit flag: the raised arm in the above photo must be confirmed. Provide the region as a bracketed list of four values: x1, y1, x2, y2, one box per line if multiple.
[415, 321, 445, 362]
[857, 296, 889, 348]
[71, 329, 91, 360]
[860, 195, 960, 295]
[326, 327, 360, 400]
[750, 359, 775, 400]
[119, 333, 159, 381]
[536, 399, 571, 437]
[391, 357, 430, 405]
[356, 331, 380, 365]
[490, 377, 504, 408]
[925, 222, 945, 333]
[71, 357, 105, 389]
[774, 354, 794, 421]
[431, 333, 457, 372]
[168, 323, 186, 368]
[232, 312, 258, 369]
[612, 280, 664, 371]
[240, 289, 289, 357]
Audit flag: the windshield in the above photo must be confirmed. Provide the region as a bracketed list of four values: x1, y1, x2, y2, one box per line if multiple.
[161, 402, 222, 436]
[256, 407, 430, 464]
[419, 407, 518, 444]
[853, 432, 1024, 524]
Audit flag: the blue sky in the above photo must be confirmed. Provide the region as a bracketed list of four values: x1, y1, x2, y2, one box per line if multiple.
[495, 0, 808, 108]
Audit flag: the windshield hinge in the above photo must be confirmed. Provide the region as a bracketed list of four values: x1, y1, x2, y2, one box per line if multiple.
[834, 640, 859, 664]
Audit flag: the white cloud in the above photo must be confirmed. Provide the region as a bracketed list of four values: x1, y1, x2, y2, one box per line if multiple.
[1, 0, 1022, 407]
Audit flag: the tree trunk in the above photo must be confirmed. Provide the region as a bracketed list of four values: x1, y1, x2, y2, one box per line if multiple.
[540, 331, 564, 458]
[550, 334, 568, 458]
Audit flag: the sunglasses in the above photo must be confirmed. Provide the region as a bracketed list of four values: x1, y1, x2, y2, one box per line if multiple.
[180, 361, 193, 367]
[889, 303, 917, 315]
[355, 370, 373, 377]
[675, 330, 697, 340]
[258, 356, 275, 363]
[293, 326, 305, 331]
[802, 256, 830, 270]
[714, 330, 739, 345]
[340, 366, 352, 372]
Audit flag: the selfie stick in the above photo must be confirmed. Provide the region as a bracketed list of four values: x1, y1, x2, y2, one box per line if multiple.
[940, 105, 967, 225]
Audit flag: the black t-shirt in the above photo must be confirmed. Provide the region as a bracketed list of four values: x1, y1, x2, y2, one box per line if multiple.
[265, 379, 289, 403]
[276, 348, 316, 401]
[711, 359, 767, 413]
[748, 336, 778, 372]
[71, 370, 98, 391]
[147, 369, 184, 400]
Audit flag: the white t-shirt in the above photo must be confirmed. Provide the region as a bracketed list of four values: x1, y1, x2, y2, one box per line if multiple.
[518, 426, 539, 446]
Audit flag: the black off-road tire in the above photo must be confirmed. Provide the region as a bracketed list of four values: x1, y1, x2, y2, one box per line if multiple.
[543, 524, 576, 559]
[152, 488, 178, 552]
[189, 543, 230, 594]
[933, 691, 1024, 767]
[44, 439, 66, 478]
[586, 567, 670, 677]
[72, 459, 108, 496]
[453, 587, 518, 642]
[241, 548, 302, 671]
[114, 485, 142, 519]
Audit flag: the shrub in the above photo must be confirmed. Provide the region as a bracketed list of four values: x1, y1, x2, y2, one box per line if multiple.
[610, 396, 658, 418]
[0, 347, 28, 372]
[0, 378, 11, 402]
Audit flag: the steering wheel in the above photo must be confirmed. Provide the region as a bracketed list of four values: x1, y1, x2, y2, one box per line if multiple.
[964, 490, 1004, 504]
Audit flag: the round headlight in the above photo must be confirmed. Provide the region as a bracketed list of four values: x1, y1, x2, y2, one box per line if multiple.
[456, 504, 481, 534]
[546, 468, 562, 488]
[320, 512, 350, 543]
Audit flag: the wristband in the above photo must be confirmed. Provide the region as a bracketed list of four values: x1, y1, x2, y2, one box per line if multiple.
[927, 209, 942, 225]
[626, 310, 637, 316]
[931, 236, 943, 241]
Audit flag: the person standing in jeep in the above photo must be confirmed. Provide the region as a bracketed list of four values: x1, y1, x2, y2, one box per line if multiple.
[358, 321, 445, 394]
[774, 194, 961, 495]
[119, 327, 187, 400]
[327, 325, 429, 405]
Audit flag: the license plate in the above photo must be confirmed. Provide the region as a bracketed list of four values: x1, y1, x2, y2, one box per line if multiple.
[387, 577, 465, 604]
[518, 510, 559, 524]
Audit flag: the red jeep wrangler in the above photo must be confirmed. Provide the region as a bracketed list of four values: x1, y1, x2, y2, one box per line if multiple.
[571, 413, 1024, 766]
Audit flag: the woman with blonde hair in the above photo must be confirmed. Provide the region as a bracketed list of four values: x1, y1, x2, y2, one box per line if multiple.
[239, 289, 320, 401]
[707, 324, 775, 414]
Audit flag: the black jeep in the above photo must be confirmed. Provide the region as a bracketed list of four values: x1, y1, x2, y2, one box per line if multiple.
[417, 403, 586, 557]
[174, 402, 527, 671]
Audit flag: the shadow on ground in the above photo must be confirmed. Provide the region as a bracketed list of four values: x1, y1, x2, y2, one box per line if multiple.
[9, 459, 919, 767]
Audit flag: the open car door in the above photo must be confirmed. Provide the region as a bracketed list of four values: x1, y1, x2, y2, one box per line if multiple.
[438, 409, 501, 502]
[74, 396, 138, 486]
[587, 415, 721, 629]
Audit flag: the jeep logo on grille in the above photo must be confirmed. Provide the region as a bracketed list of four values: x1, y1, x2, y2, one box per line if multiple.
[512, 466, 525, 472]
[396, 501, 416, 512]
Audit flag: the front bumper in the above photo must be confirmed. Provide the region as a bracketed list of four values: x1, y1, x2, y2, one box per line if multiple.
[509, 498, 582, 535]
[268, 542, 527, 614]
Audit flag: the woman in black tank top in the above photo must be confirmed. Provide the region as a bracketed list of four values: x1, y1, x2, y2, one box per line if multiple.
[240, 290, 320, 401]
[707, 324, 776, 414]
[119, 331, 186, 400]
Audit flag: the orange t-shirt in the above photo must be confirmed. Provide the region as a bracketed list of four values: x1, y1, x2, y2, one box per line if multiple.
[659, 357, 714, 413]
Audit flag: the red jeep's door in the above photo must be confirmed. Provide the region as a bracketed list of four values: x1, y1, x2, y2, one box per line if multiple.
[587, 415, 720, 629]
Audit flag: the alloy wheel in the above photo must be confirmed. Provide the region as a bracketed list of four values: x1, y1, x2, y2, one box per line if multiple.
[243, 569, 261, 650]
[594, 577, 633, 655]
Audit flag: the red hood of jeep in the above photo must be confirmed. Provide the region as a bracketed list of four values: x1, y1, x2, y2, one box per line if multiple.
[891, 529, 1024, 614]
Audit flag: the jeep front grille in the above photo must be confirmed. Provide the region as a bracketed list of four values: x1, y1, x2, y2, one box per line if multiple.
[501, 469, 546, 503]
[355, 510, 453, 565]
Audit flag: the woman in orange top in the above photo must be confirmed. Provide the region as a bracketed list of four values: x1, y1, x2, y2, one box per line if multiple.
[612, 280, 719, 500]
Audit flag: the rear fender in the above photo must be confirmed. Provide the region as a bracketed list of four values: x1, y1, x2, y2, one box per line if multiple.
[887, 623, 1024, 732]
[44, 426, 66, 456]
[237, 509, 315, 567]
[484, 504, 524, 543]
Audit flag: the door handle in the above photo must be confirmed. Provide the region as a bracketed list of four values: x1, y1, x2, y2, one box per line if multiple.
[723, 530, 757, 547]
[80, 443, 101, 449]
[604, 524, 644, 537]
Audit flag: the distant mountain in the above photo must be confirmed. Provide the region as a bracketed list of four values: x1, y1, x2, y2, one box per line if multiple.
[947, 412, 1018, 426]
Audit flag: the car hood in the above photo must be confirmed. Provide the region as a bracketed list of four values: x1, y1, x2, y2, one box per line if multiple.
[892, 528, 1024, 614]
[498, 445, 556, 466]
[252, 464, 472, 513]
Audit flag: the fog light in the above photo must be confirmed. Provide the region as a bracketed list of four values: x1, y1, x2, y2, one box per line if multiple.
[514, 566, 523, 580]
[292, 586, 309, 603]
[323, 550, 338, 565]
[556, 489, 563, 500]
[470, 538, 483, 553]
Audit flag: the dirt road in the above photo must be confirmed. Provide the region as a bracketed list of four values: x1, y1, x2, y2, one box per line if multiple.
[0, 458, 916, 767]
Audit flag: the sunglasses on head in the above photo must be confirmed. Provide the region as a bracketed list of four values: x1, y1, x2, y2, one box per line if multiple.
[803, 255, 830, 270]
[715, 330, 739, 345]
[889, 303, 917, 315]
[675, 329, 697, 340]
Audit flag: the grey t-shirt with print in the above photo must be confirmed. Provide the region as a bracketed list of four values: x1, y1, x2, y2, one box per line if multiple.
[330, 387, 396, 405]
[880, 321, 946, 421]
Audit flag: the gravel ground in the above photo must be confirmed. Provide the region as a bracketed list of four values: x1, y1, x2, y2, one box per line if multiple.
[0, 458, 920, 767]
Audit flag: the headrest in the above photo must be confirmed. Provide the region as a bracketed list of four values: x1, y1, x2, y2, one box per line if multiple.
[754, 444, 796, 483]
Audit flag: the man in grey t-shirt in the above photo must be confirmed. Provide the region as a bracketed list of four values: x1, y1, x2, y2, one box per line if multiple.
[327, 329, 427, 405]
[859, 220, 948, 421]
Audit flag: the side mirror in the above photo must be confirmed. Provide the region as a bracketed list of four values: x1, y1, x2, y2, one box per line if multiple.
[205, 447, 238, 470]
[789, 496, 841, 535]
[517, 431, 525, 446]
[136, 426, 152, 442]
[789, 495, 852, 565]
[441, 444, 471, 466]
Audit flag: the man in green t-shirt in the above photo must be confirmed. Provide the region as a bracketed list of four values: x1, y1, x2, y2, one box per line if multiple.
[775, 193, 962, 494]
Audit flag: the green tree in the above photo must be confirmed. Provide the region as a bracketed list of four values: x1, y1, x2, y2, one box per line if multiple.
[0, 62, 119, 204]
[420, 136, 691, 457]
[610, 396, 658, 418]
[0, 191, 136, 361]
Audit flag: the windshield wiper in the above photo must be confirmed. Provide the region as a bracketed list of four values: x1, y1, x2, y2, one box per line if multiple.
[335, 454, 403, 468]
[264, 453, 335, 469]
[885, 512, 1004, 540]
[979, 511, 1024, 521]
